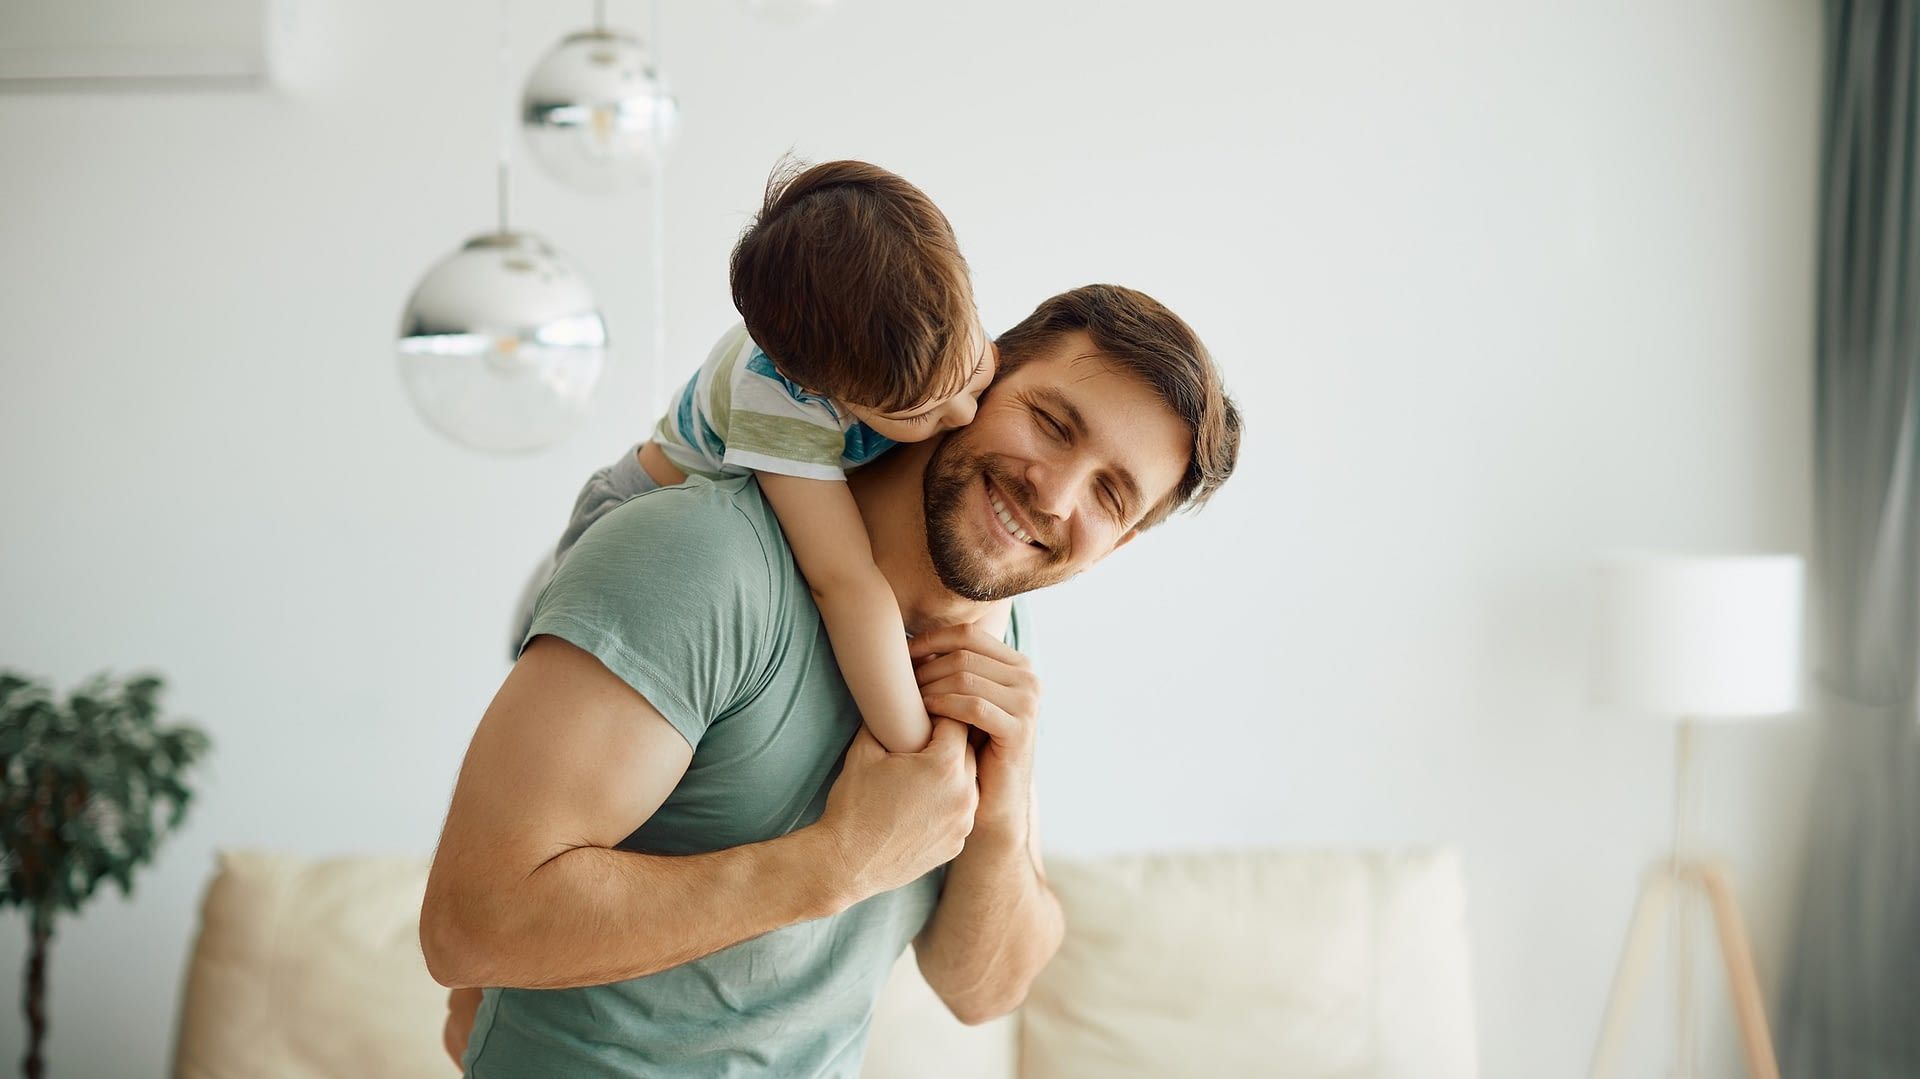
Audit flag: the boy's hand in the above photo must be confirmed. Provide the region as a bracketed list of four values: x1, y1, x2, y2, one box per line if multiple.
[442, 986, 483, 1069]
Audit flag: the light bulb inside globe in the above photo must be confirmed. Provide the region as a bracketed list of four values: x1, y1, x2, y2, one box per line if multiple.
[396, 232, 609, 453]
[523, 29, 679, 194]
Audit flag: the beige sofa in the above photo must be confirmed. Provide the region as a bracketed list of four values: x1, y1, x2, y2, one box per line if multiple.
[171, 848, 1479, 1078]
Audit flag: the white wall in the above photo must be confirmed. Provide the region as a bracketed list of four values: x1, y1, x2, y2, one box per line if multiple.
[0, 1, 1821, 1075]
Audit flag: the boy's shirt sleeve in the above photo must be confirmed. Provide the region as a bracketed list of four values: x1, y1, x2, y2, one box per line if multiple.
[717, 349, 854, 481]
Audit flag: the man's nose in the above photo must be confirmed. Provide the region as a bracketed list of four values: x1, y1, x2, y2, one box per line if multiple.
[1024, 455, 1085, 521]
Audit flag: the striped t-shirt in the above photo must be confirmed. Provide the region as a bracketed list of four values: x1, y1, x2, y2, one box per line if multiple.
[651, 323, 897, 482]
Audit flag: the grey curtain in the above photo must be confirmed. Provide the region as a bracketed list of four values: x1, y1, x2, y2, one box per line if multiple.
[1778, 2, 1920, 1075]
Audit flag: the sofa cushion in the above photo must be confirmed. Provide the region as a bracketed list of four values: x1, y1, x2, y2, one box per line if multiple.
[1021, 848, 1477, 1079]
[861, 948, 1018, 1079]
[172, 851, 448, 1078]
[170, 849, 1014, 1078]
[173, 848, 1475, 1078]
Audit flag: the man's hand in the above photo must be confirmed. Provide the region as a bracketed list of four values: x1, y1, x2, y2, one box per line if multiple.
[819, 718, 978, 897]
[908, 623, 1041, 835]
[442, 986, 482, 1068]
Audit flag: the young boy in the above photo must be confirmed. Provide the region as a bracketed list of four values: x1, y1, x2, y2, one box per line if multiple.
[515, 157, 991, 752]
[459, 157, 993, 1067]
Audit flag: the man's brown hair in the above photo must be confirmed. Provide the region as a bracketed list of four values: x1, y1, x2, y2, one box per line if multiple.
[995, 284, 1241, 528]
[730, 159, 976, 413]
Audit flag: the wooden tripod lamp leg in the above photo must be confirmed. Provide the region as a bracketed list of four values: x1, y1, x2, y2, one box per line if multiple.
[1589, 868, 1674, 1079]
[1694, 864, 1780, 1079]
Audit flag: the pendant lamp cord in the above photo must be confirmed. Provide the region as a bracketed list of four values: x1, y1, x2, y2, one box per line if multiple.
[647, 0, 669, 417]
[496, 0, 513, 234]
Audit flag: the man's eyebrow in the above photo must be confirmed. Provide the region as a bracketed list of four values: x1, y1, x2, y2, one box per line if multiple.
[1030, 386, 1144, 515]
[1030, 386, 1086, 437]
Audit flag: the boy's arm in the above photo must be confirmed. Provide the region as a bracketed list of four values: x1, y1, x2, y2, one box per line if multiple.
[418, 636, 974, 990]
[758, 471, 936, 753]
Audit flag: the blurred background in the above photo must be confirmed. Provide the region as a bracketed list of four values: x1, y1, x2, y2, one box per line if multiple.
[0, 0, 1862, 1076]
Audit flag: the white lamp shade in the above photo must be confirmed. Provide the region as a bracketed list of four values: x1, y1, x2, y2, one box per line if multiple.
[522, 30, 679, 195]
[396, 232, 608, 453]
[1589, 553, 1805, 719]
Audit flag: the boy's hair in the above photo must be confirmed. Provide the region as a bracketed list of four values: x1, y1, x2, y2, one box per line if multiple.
[995, 284, 1242, 529]
[730, 159, 976, 413]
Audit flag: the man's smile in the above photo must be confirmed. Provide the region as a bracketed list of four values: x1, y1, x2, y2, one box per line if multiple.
[984, 476, 1047, 551]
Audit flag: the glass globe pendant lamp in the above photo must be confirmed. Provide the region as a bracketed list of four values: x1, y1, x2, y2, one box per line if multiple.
[522, 4, 679, 194]
[395, 2, 609, 453]
[396, 224, 608, 453]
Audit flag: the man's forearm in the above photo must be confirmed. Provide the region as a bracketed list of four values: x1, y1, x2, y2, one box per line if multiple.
[912, 815, 1064, 1023]
[424, 826, 847, 990]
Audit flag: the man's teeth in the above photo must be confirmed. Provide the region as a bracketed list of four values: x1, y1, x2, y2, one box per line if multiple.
[988, 493, 1035, 545]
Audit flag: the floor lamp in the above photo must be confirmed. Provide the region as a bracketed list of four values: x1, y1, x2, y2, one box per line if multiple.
[1586, 553, 1804, 1079]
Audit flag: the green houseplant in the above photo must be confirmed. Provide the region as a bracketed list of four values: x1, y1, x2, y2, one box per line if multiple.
[0, 671, 210, 1079]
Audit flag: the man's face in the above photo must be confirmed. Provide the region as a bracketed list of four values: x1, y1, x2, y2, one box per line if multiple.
[922, 330, 1192, 601]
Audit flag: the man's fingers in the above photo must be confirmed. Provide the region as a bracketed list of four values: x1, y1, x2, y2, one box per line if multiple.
[924, 693, 1019, 743]
[908, 621, 1022, 665]
[912, 648, 1024, 690]
[924, 717, 970, 758]
[919, 672, 1030, 728]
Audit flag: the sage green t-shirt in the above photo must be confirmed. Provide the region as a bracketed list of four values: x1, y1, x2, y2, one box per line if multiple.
[462, 474, 1023, 1078]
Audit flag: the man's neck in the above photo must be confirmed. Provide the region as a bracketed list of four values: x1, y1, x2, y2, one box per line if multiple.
[846, 440, 997, 634]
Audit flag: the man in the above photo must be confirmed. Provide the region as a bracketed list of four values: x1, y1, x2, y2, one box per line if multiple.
[419, 284, 1241, 1075]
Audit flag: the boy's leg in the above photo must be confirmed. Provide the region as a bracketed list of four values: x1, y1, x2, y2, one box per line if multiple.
[504, 445, 663, 658]
[442, 987, 483, 1070]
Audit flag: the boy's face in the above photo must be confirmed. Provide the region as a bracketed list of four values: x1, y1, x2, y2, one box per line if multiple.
[846, 321, 996, 443]
[920, 330, 1193, 601]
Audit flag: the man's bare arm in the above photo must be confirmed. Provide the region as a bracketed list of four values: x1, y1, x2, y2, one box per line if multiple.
[418, 635, 978, 990]
[906, 623, 1065, 1022]
[911, 791, 1062, 1023]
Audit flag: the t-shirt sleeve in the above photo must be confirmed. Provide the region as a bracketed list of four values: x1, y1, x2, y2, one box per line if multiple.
[717, 351, 850, 481]
[520, 483, 777, 751]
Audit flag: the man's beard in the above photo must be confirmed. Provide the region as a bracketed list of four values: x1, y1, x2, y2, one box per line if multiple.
[922, 435, 1073, 601]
